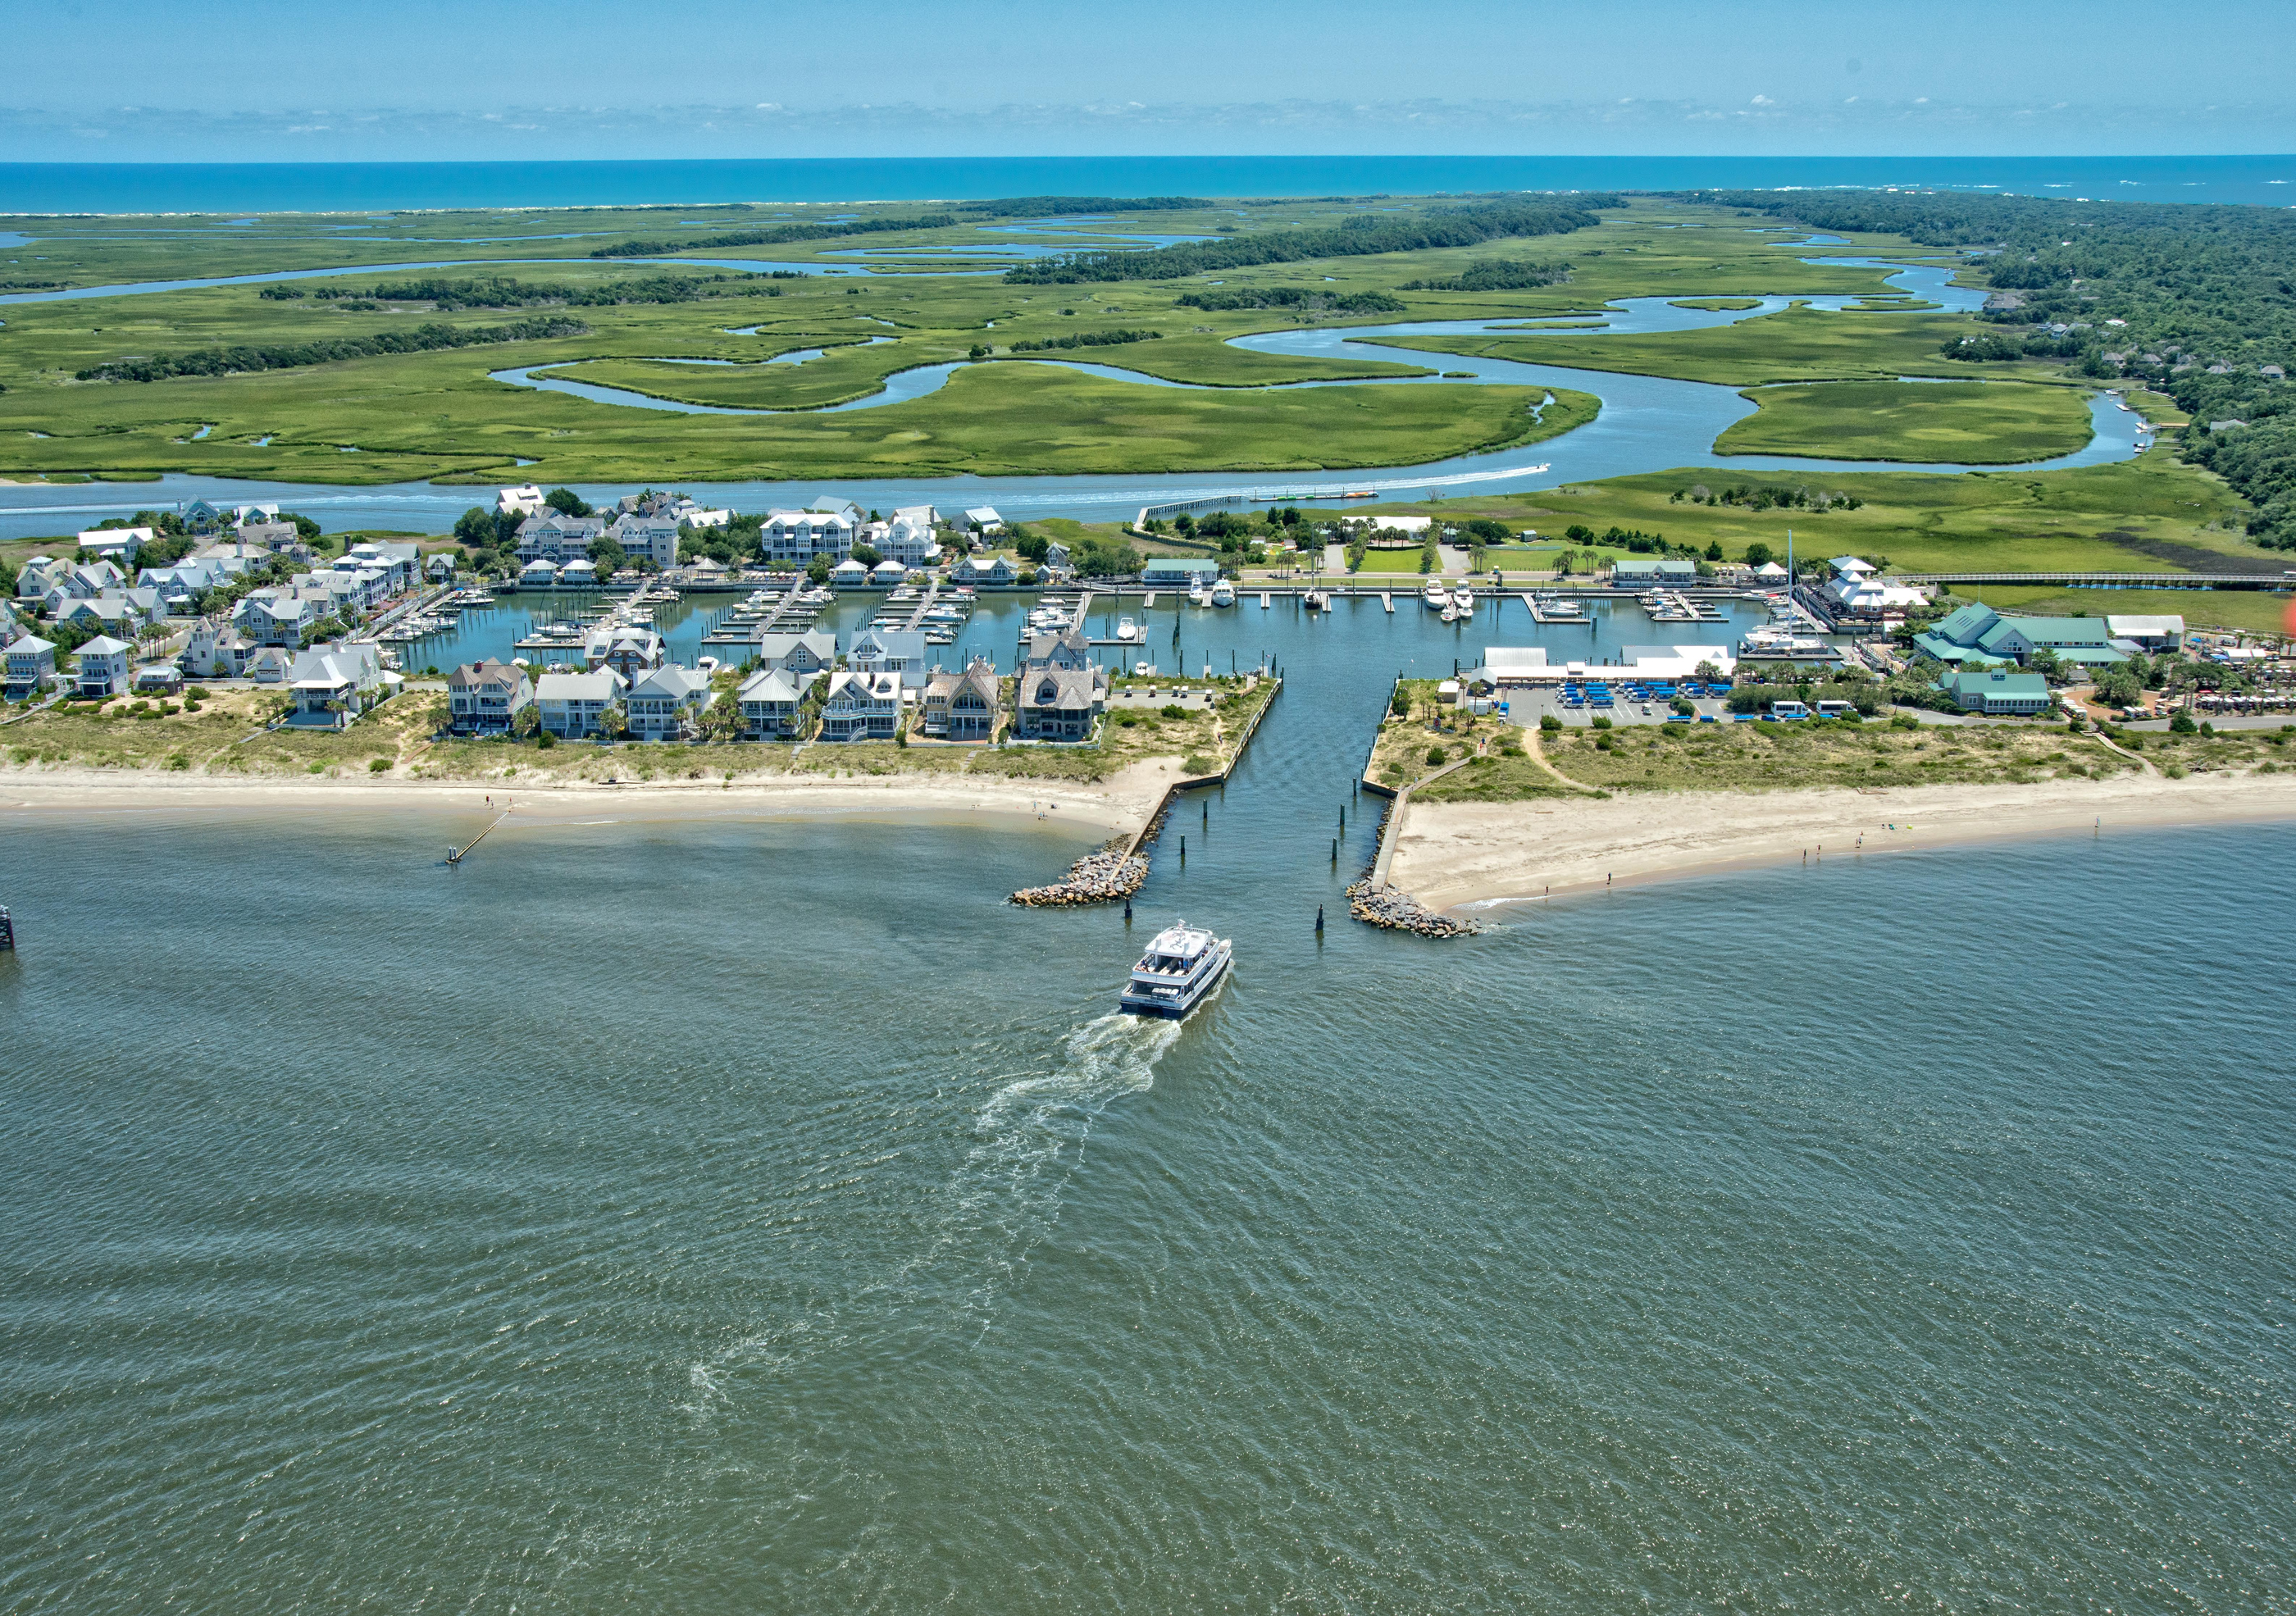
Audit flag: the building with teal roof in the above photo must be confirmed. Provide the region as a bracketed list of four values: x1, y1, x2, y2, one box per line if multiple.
[1912, 603, 2126, 669]
[1938, 668, 2054, 715]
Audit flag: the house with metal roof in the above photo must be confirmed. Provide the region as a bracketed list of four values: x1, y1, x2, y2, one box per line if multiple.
[622, 665, 715, 742]
[1607, 557, 1698, 586]
[285, 642, 389, 728]
[757, 629, 836, 681]
[534, 667, 626, 739]
[1938, 668, 2052, 715]
[3, 633, 57, 699]
[849, 626, 930, 690]
[820, 668, 904, 741]
[1140, 558, 1218, 587]
[735, 666, 813, 740]
[73, 635, 136, 699]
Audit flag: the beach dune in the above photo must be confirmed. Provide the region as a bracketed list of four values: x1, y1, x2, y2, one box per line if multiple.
[1387, 772, 2296, 911]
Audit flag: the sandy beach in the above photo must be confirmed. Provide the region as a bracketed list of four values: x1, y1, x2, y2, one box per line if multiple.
[0, 759, 1184, 838]
[1387, 771, 2296, 911]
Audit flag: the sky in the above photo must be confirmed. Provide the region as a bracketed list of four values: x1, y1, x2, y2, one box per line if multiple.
[6, 0, 2292, 161]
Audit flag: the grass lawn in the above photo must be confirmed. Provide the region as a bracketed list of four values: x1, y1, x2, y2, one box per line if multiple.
[1713, 380, 2097, 465]
[1355, 549, 1439, 574]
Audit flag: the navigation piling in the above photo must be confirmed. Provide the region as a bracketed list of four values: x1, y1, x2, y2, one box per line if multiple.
[1316, 905, 1324, 933]
[0, 905, 14, 952]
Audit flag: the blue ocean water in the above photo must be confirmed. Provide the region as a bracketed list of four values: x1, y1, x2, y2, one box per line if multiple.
[2, 155, 2294, 213]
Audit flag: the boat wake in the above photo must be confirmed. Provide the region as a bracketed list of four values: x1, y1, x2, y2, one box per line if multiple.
[926, 1013, 1180, 1332]
[681, 1013, 1178, 1421]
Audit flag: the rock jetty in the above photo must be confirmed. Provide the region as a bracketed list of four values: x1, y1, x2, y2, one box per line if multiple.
[1346, 879, 1483, 939]
[1012, 845, 1149, 908]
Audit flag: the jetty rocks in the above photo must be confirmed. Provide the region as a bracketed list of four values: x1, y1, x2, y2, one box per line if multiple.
[1346, 879, 1483, 939]
[1012, 845, 1149, 908]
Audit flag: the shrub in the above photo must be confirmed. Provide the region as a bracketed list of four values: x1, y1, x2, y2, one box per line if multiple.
[1591, 715, 1612, 730]
[2164, 762, 2189, 778]
[1161, 703, 1187, 718]
[1426, 744, 1448, 765]
[537, 731, 558, 749]
[368, 758, 390, 773]
[2169, 712, 2198, 734]
[1660, 722, 1688, 738]
[1539, 713, 1562, 733]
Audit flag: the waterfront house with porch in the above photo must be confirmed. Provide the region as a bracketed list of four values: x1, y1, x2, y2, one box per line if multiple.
[74, 635, 134, 699]
[848, 626, 930, 690]
[820, 668, 903, 740]
[534, 667, 626, 739]
[736, 666, 813, 739]
[1014, 664, 1107, 740]
[920, 658, 1000, 740]
[622, 665, 715, 741]
[286, 642, 388, 728]
[3, 634, 57, 699]
[758, 629, 836, 681]
[445, 659, 533, 736]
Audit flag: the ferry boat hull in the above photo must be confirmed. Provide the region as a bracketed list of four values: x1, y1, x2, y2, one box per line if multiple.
[1118, 922, 1233, 1019]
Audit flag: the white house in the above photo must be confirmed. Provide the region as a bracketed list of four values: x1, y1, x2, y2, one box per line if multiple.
[15, 556, 66, 602]
[3, 634, 57, 699]
[830, 558, 872, 589]
[736, 666, 813, 739]
[820, 668, 903, 741]
[760, 508, 857, 566]
[285, 641, 388, 728]
[445, 659, 533, 736]
[558, 558, 599, 589]
[534, 667, 626, 739]
[139, 558, 232, 612]
[954, 554, 1015, 587]
[74, 635, 135, 699]
[77, 527, 153, 563]
[879, 507, 941, 567]
[247, 645, 298, 685]
[847, 626, 931, 690]
[497, 485, 547, 517]
[622, 665, 715, 741]
[870, 559, 909, 586]
[520, 558, 560, 587]
[963, 506, 1005, 536]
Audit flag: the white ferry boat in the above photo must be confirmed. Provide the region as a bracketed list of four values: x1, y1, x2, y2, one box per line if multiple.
[1118, 920, 1232, 1019]
[1210, 580, 1235, 608]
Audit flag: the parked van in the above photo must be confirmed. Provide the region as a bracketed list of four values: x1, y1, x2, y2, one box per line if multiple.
[1769, 699, 1811, 720]
[1815, 699, 1857, 718]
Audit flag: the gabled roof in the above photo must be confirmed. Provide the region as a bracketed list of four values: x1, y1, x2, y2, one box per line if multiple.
[626, 664, 712, 700]
[447, 658, 526, 691]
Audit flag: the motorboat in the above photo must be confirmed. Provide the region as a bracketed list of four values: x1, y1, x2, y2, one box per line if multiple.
[1305, 590, 1331, 611]
[1423, 581, 1449, 611]
[1210, 580, 1235, 608]
[1452, 587, 1474, 615]
[1115, 616, 1141, 643]
[1132, 660, 1156, 676]
[1738, 626, 1835, 658]
[1188, 583, 1211, 607]
[1118, 919, 1232, 1019]
[1440, 602, 1460, 622]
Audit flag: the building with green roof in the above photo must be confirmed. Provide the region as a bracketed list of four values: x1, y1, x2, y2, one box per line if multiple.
[1938, 668, 2053, 716]
[1913, 603, 2126, 669]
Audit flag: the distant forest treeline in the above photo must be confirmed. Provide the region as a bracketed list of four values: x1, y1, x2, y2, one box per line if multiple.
[1686, 188, 2296, 549]
[590, 215, 959, 258]
[1003, 198, 1617, 285]
[260, 273, 736, 311]
[957, 196, 1213, 215]
[1399, 260, 1569, 292]
[1173, 287, 1405, 314]
[80, 317, 589, 382]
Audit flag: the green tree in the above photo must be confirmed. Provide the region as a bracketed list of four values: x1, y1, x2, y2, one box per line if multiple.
[807, 555, 831, 585]
[1744, 541, 1774, 567]
[850, 543, 882, 568]
[545, 487, 592, 517]
[588, 536, 626, 576]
